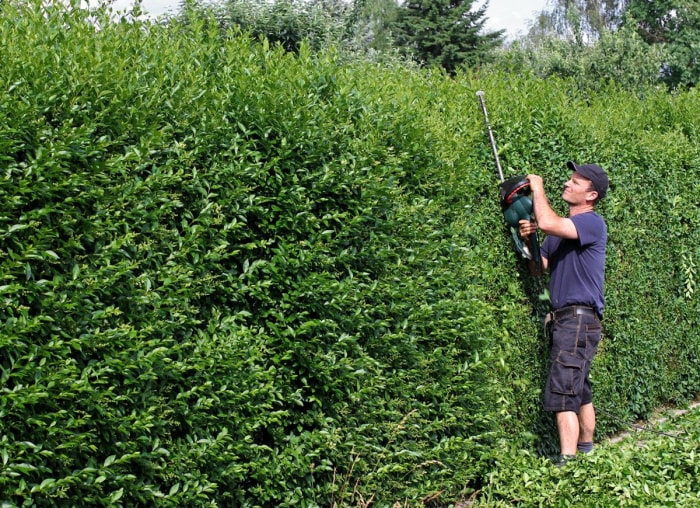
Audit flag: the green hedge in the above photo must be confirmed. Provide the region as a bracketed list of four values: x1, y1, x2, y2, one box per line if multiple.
[0, 2, 698, 506]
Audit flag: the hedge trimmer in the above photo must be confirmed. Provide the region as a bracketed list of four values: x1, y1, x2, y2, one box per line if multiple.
[476, 90, 541, 271]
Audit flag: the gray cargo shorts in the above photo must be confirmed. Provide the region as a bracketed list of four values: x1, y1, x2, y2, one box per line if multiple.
[544, 306, 602, 413]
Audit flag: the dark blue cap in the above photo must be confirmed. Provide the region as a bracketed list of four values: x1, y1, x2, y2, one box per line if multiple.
[567, 161, 608, 199]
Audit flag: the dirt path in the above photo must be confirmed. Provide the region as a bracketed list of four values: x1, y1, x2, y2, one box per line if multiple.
[605, 396, 700, 445]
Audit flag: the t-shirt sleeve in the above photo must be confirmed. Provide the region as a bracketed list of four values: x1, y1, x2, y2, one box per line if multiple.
[541, 236, 552, 259]
[571, 214, 604, 247]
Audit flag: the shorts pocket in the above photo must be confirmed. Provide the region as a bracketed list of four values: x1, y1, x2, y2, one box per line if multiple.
[584, 323, 602, 360]
[549, 351, 585, 395]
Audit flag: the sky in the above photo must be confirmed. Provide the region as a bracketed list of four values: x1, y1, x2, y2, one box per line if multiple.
[480, 0, 550, 40]
[111, 0, 550, 41]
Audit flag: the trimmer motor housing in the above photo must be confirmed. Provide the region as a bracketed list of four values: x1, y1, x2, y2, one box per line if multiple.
[498, 175, 540, 263]
[500, 176, 532, 226]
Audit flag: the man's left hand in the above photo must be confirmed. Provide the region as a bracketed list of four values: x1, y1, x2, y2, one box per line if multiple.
[526, 174, 544, 194]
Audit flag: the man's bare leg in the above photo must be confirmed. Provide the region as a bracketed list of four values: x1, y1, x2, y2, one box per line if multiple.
[577, 403, 595, 452]
[556, 411, 579, 456]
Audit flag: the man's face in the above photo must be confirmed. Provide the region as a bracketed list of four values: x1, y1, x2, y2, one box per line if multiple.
[562, 172, 597, 205]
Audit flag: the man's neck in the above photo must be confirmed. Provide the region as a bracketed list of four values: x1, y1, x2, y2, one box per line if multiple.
[568, 203, 595, 217]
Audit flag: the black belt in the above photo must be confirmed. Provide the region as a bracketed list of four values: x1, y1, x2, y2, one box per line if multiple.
[551, 305, 599, 320]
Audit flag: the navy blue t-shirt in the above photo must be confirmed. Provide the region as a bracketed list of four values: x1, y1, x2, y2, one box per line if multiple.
[540, 212, 607, 317]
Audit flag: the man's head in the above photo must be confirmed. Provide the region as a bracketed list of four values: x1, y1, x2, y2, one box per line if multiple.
[566, 161, 608, 203]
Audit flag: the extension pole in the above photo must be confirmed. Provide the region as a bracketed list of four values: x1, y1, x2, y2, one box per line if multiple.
[475, 90, 504, 182]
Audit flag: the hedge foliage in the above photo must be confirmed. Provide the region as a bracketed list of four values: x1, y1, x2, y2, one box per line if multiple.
[0, 2, 699, 506]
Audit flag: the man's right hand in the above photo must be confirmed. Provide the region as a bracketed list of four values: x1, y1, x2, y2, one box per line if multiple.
[519, 219, 547, 275]
[519, 219, 537, 238]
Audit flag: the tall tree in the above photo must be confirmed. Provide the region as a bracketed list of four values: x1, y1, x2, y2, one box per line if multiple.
[625, 0, 700, 87]
[346, 0, 399, 53]
[392, 0, 504, 74]
[517, 0, 700, 90]
[529, 0, 628, 43]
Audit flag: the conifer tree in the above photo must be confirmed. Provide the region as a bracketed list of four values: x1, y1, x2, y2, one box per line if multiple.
[392, 0, 504, 74]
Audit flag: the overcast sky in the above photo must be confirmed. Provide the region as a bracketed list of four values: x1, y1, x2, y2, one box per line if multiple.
[480, 0, 549, 39]
[111, 0, 550, 40]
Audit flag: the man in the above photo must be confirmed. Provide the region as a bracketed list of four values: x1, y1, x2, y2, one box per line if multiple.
[519, 160, 608, 466]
